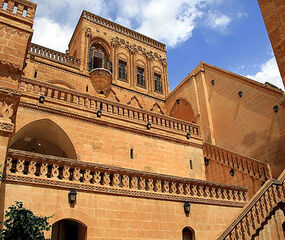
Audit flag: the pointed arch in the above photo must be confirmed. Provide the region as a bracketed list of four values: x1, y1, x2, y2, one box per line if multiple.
[9, 119, 77, 159]
[170, 98, 195, 123]
[127, 96, 143, 109]
[182, 226, 195, 240]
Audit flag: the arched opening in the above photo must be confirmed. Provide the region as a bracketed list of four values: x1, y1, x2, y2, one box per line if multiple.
[88, 43, 112, 73]
[282, 221, 285, 238]
[170, 98, 195, 123]
[51, 219, 87, 240]
[9, 119, 77, 159]
[182, 227, 195, 240]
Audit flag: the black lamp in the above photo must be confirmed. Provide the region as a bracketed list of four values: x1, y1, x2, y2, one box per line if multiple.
[229, 169, 234, 176]
[204, 157, 209, 166]
[176, 99, 180, 104]
[186, 132, 191, 139]
[273, 105, 278, 113]
[238, 91, 243, 98]
[146, 122, 151, 130]
[184, 201, 190, 214]
[39, 95, 45, 104]
[211, 80, 215, 85]
[68, 189, 77, 203]
[96, 109, 102, 118]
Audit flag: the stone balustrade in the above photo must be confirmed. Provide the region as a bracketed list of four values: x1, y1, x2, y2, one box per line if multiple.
[29, 43, 80, 69]
[216, 170, 285, 240]
[83, 11, 166, 51]
[0, 0, 36, 23]
[19, 78, 202, 140]
[5, 149, 248, 206]
[203, 143, 271, 181]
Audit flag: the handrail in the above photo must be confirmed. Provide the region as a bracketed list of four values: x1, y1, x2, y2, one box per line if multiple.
[216, 169, 285, 240]
[5, 149, 248, 206]
[203, 143, 271, 181]
[29, 43, 80, 69]
[18, 78, 202, 140]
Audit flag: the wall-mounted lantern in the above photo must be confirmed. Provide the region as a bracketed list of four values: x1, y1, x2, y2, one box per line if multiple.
[146, 122, 151, 130]
[229, 169, 234, 177]
[204, 157, 209, 166]
[96, 109, 102, 118]
[184, 201, 191, 214]
[238, 91, 243, 98]
[273, 105, 278, 113]
[186, 132, 191, 139]
[39, 95, 45, 104]
[211, 80, 215, 85]
[68, 189, 77, 203]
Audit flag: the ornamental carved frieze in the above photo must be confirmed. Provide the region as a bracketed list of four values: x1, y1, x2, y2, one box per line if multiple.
[0, 88, 20, 133]
[110, 37, 167, 65]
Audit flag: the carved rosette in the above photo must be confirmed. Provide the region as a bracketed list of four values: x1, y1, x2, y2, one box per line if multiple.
[28, 161, 36, 176]
[83, 169, 91, 183]
[94, 172, 101, 185]
[112, 173, 120, 187]
[16, 159, 25, 174]
[62, 166, 70, 180]
[51, 165, 59, 179]
[40, 163, 48, 177]
[139, 177, 146, 190]
[103, 173, 111, 186]
[155, 180, 162, 192]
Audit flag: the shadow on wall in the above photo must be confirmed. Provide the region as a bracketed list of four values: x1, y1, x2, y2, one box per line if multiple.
[9, 119, 77, 159]
[170, 98, 196, 123]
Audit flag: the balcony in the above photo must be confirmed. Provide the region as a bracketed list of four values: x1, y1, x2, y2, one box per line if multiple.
[89, 57, 113, 95]
[5, 149, 248, 206]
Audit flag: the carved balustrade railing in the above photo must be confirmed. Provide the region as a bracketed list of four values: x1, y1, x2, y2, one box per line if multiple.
[0, 0, 36, 23]
[19, 78, 202, 140]
[216, 170, 285, 240]
[5, 149, 247, 206]
[203, 143, 271, 181]
[29, 43, 80, 69]
[83, 11, 166, 51]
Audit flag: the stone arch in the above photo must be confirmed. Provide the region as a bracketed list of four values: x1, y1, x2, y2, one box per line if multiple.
[170, 98, 195, 123]
[9, 119, 77, 159]
[51, 218, 87, 240]
[47, 79, 76, 90]
[89, 37, 111, 57]
[182, 226, 195, 240]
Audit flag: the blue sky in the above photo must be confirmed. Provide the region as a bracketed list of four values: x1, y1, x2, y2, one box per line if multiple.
[31, 0, 283, 91]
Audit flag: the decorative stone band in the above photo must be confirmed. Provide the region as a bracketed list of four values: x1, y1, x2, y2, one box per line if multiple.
[19, 78, 202, 141]
[203, 143, 271, 181]
[29, 43, 80, 69]
[6, 149, 248, 207]
[216, 170, 285, 240]
[83, 11, 166, 52]
[0, 121, 13, 132]
[0, 0, 37, 24]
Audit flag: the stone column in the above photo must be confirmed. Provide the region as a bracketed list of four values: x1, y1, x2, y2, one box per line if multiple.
[0, 88, 21, 224]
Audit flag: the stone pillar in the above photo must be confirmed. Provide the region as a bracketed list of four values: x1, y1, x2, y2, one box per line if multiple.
[0, 88, 21, 224]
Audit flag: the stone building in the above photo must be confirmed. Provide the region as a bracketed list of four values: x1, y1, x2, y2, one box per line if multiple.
[0, 0, 284, 239]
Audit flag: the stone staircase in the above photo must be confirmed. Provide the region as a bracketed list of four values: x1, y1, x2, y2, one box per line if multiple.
[216, 169, 285, 240]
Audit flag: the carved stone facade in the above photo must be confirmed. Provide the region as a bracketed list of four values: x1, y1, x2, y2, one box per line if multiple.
[0, 0, 284, 240]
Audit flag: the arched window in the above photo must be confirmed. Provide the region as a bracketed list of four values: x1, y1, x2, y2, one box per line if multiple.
[89, 43, 112, 72]
[182, 227, 195, 240]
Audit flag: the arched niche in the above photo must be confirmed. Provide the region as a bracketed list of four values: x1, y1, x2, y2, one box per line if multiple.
[9, 119, 77, 159]
[182, 227, 195, 240]
[170, 98, 195, 123]
[51, 218, 87, 240]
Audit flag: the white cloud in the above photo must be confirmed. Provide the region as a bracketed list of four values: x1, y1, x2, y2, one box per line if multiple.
[32, 17, 73, 52]
[32, 0, 229, 49]
[207, 11, 232, 32]
[246, 57, 284, 90]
